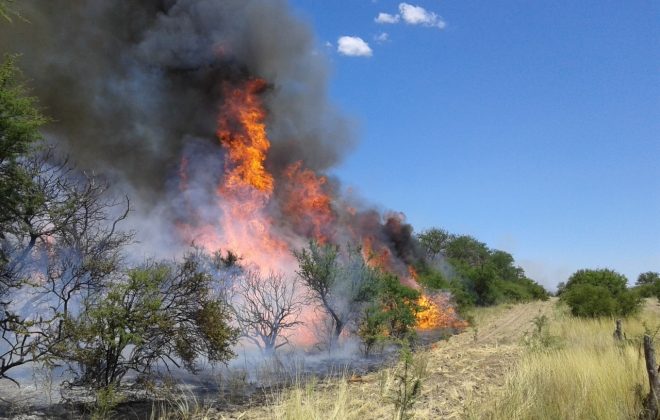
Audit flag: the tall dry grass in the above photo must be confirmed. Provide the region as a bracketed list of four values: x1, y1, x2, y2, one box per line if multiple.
[469, 301, 660, 420]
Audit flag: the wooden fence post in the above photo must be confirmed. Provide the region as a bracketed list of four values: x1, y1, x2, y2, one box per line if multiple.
[614, 319, 623, 341]
[642, 334, 660, 419]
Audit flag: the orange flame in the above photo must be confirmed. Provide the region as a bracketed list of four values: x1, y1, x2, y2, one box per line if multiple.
[178, 79, 292, 272]
[218, 79, 274, 194]
[214, 80, 290, 271]
[416, 295, 443, 330]
[362, 237, 394, 271]
[282, 161, 335, 243]
[416, 294, 469, 330]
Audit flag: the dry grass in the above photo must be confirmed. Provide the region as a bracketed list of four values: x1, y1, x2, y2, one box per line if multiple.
[212, 299, 553, 419]
[159, 299, 660, 420]
[468, 299, 660, 420]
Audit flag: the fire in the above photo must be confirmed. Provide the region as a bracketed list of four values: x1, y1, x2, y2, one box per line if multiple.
[178, 79, 292, 272]
[416, 294, 469, 330]
[362, 237, 394, 271]
[281, 161, 335, 242]
[408, 266, 418, 281]
[218, 79, 274, 194]
[213, 79, 290, 271]
[416, 295, 443, 330]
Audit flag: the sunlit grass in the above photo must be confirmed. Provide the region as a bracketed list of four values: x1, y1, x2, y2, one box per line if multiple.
[469, 300, 660, 420]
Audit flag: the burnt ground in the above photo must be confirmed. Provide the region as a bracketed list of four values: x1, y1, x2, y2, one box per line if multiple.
[0, 334, 443, 419]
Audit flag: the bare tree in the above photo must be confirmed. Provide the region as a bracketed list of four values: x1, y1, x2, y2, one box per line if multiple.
[231, 270, 304, 355]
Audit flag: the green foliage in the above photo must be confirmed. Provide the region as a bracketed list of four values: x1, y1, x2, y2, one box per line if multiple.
[90, 384, 123, 420]
[0, 54, 47, 261]
[562, 284, 619, 317]
[417, 230, 548, 308]
[636, 271, 660, 286]
[0, 54, 47, 162]
[417, 228, 453, 259]
[63, 254, 238, 390]
[564, 269, 628, 296]
[445, 235, 490, 268]
[295, 241, 376, 347]
[560, 270, 642, 318]
[0, 0, 21, 22]
[522, 314, 562, 351]
[358, 304, 390, 356]
[634, 272, 660, 300]
[447, 277, 476, 311]
[358, 272, 420, 355]
[414, 265, 449, 290]
[384, 344, 427, 420]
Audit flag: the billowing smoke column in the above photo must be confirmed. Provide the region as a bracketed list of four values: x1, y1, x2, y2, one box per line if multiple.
[0, 0, 424, 277]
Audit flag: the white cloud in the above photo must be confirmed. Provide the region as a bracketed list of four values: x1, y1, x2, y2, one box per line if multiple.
[399, 3, 446, 29]
[337, 36, 373, 57]
[374, 32, 389, 43]
[375, 12, 400, 24]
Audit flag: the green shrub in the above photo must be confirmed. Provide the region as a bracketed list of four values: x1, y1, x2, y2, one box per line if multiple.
[358, 272, 420, 354]
[63, 252, 238, 391]
[415, 267, 449, 290]
[560, 269, 642, 317]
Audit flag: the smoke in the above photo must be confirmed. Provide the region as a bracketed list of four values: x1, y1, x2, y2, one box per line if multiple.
[0, 0, 353, 202]
[0, 0, 428, 271]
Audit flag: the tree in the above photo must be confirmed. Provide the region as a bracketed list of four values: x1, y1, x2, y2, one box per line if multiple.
[634, 272, 660, 299]
[561, 284, 619, 317]
[231, 270, 304, 355]
[0, 155, 132, 382]
[358, 272, 420, 356]
[63, 252, 238, 390]
[560, 269, 641, 317]
[294, 241, 375, 348]
[637, 272, 660, 286]
[417, 228, 453, 259]
[445, 235, 490, 268]
[0, 54, 47, 295]
[564, 269, 628, 296]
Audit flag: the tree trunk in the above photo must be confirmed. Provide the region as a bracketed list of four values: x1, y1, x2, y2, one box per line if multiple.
[642, 334, 660, 420]
[328, 318, 343, 352]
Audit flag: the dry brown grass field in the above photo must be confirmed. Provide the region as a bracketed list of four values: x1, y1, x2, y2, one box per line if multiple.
[178, 298, 657, 420]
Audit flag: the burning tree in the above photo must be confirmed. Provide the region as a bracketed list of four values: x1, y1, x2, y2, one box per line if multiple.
[230, 270, 304, 355]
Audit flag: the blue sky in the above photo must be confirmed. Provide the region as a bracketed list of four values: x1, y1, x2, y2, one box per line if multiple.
[288, 0, 659, 289]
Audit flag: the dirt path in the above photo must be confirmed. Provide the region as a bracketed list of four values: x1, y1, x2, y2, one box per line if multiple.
[409, 298, 555, 418]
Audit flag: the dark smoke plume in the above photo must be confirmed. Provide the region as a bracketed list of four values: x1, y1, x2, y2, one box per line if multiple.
[0, 0, 354, 204]
[0, 0, 428, 267]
